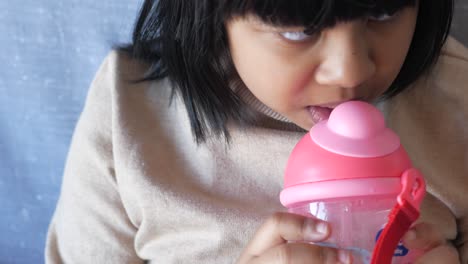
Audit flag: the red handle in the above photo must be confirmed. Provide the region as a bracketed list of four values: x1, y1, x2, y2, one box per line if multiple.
[370, 169, 425, 264]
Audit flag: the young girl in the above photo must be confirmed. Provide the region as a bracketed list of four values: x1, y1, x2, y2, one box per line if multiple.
[46, 0, 467, 263]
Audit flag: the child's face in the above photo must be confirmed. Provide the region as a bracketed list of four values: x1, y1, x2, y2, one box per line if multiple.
[226, 6, 418, 130]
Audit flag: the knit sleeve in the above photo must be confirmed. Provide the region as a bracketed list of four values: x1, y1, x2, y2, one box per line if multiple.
[435, 37, 468, 264]
[45, 52, 143, 264]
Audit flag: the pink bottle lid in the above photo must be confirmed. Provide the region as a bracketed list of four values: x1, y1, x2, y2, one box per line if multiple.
[280, 101, 416, 207]
[311, 101, 400, 158]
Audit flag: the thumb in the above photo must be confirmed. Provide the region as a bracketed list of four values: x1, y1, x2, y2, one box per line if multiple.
[241, 212, 331, 258]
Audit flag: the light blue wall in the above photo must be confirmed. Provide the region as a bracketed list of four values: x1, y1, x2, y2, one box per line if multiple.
[0, 1, 141, 263]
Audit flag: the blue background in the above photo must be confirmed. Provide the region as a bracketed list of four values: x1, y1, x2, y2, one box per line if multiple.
[0, 1, 467, 263]
[0, 1, 141, 263]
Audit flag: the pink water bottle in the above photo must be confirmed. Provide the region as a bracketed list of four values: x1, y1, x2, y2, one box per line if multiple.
[280, 101, 426, 264]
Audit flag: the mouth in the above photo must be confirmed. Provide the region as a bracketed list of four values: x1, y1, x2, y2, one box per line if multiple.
[307, 105, 333, 125]
[307, 100, 354, 125]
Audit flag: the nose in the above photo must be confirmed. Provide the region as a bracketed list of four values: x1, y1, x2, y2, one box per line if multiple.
[314, 21, 376, 89]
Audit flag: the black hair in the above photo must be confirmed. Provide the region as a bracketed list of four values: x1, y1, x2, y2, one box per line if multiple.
[121, 0, 453, 143]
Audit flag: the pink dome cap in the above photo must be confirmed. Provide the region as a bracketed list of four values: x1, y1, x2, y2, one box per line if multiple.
[311, 101, 400, 157]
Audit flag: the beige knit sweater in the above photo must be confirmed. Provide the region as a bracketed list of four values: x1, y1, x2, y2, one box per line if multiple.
[46, 37, 468, 263]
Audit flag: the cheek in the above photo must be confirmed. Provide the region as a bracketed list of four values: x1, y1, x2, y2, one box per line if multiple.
[372, 11, 418, 91]
[379, 33, 413, 73]
[373, 43, 408, 93]
[231, 42, 311, 110]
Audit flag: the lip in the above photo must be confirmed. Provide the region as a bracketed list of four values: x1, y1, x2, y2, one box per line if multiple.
[307, 106, 333, 125]
[316, 101, 349, 109]
[308, 100, 367, 125]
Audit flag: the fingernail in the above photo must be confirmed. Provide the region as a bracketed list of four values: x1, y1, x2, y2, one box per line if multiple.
[315, 221, 329, 235]
[338, 249, 352, 264]
[304, 218, 329, 240]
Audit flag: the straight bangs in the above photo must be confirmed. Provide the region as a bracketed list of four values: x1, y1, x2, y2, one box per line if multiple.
[222, 0, 416, 33]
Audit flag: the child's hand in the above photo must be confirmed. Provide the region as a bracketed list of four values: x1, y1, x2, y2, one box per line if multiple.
[237, 212, 352, 264]
[402, 222, 460, 264]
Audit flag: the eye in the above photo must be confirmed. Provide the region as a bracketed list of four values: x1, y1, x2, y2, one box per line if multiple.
[279, 31, 311, 42]
[367, 12, 397, 22]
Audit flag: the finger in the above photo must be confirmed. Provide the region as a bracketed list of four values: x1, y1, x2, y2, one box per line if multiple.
[402, 222, 445, 251]
[414, 244, 459, 264]
[246, 212, 331, 258]
[251, 243, 353, 264]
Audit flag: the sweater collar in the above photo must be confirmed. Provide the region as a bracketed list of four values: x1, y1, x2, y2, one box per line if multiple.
[231, 81, 305, 132]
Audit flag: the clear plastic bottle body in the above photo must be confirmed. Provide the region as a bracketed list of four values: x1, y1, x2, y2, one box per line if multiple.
[287, 196, 420, 264]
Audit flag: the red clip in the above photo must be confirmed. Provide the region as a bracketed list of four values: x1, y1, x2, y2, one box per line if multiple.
[397, 168, 425, 216]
